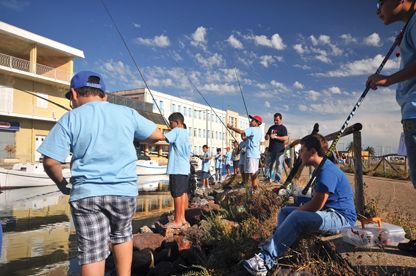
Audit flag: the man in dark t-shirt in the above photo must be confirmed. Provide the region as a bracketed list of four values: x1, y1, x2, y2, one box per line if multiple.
[265, 113, 288, 183]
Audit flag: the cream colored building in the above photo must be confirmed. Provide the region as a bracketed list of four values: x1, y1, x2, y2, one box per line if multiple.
[0, 21, 84, 162]
[113, 88, 265, 155]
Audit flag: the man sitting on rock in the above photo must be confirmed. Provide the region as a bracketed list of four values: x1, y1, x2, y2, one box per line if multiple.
[242, 133, 357, 275]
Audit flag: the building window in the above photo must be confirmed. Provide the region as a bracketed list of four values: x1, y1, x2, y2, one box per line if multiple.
[188, 107, 192, 118]
[36, 93, 48, 109]
[194, 128, 197, 137]
[198, 129, 201, 138]
[159, 100, 164, 114]
[0, 86, 13, 113]
[172, 103, 175, 113]
[183, 106, 187, 116]
[189, 127, 192, 136]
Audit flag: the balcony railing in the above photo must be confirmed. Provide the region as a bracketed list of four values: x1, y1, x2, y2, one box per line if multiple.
[0, 52, 70, 82]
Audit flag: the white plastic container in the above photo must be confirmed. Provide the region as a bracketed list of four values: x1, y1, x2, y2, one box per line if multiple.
[342, 222, 407, 248]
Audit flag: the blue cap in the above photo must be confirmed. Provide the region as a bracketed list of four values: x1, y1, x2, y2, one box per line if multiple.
[65, 71, 106, 99]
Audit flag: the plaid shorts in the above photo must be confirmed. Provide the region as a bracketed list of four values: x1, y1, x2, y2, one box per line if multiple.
[70, 196, 136, 265]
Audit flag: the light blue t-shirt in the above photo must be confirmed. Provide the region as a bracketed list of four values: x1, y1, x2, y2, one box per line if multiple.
[225, 151, 232, 165]
[315, 160, 357, 226]
[244, 127, 262, 159]
[38, 101, 156, 202]
[215, 153, 222, 169]
[165, 128, 190, 175]
[397, 15, 416, 120]
[201, 152, 211, 172]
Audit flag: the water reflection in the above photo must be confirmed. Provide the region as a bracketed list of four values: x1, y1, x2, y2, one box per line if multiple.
[0, 175, 172, 275]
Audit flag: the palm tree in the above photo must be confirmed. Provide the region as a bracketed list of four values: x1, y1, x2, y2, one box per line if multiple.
[365, 146, 375, 156]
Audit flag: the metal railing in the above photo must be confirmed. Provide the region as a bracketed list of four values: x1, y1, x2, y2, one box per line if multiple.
[0, 52, 70, 82]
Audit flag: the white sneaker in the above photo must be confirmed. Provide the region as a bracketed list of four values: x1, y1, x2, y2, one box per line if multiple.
[242, 253, 268, 276]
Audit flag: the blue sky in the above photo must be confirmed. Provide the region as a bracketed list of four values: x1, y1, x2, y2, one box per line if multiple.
[0, 0, 406, 154]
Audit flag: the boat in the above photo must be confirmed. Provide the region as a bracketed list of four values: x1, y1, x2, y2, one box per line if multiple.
[137, 175, 169, 192]
[136, 160, 167, 176]
[0, 163, 70, 189]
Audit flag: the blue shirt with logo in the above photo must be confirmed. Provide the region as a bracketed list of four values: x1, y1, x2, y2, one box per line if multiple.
[397, 15, 416, 120]
[38, 101, 156, 202]
[315, 160, 357, 225]
[165, 128, 190, 175]
[201, 152, 211, 172]
[244, 127, 262, 159]
[225, 151, 232, 165]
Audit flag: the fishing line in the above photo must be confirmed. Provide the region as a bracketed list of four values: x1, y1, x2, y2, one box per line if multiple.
[99, 0, 170, 128]
[302, 5, 416, 195]
[234, 67, 250, 119]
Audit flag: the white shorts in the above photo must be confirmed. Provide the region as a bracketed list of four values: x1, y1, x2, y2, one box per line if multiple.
[245, 158, 259, 174]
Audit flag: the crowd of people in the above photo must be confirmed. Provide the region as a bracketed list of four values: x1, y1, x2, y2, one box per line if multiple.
[23, 2, 416, 274]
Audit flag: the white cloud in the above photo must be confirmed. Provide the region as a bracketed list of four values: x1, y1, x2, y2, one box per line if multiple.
[133, 23, 141, 28]
[294, 64, 312, 70]
[250, 33, 286, 50]
[298, 104, 308, 112]
[265, 101, 271, 108]
[364, 33, 382, 47]
[293, 81, 304, 90]
[306, 90, 321, 101]
[195, 53, 224, 68]
[136, 34, 170, 47]
[327, 86, 342, 94]
[191, 26, 207, 47]
[259, 55, 275, 68]
[293, 44, 308, 55]
[340, 33, 357, 44]
[227, 34, 244, 49]
[310, 35, 331, 46]
[200, 83, 238, 94]
[317, 54, 400, 77]
[270, 80, 288, 92]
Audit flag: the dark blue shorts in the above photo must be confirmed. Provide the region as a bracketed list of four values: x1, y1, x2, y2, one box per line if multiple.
[201, 171, 210, 179]
[169, 174, 189, 197]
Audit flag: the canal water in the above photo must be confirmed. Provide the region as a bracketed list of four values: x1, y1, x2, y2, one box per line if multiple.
[0, 175, 172, 276]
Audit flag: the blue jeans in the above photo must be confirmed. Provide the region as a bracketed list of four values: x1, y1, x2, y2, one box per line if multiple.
[403, 119, 416, 188]
[266, 152, 284, 182]
[259, 206, 350, 269]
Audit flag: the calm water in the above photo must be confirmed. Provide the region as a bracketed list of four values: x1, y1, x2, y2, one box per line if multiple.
[0, 176, 173, 276]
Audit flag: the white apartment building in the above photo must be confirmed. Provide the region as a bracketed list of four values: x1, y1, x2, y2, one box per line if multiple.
[113, 88, 265, 156]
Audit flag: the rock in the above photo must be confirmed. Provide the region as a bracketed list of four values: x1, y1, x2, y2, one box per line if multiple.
[154, 240, 179, 263]
[173, 235, 193, 252]
[132, 232, 165, 251]
[147, 261, 175, 276]
[131, 248, 154, 275]
[201, 201, 221, 214]
[180, 246, 207, 266]
[139, 225, 154, 233]
[185, 208, 204, 225]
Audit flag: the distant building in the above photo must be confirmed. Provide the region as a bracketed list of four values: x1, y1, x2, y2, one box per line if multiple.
[112, 88, 266, 155]
[0, 21, 84, 162]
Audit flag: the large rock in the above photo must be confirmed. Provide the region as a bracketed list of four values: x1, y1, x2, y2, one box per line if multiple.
[147, 261, 175, 276]
[185, 208, 204, 225]
[132, 232, 165, 251]
[131, 248, 154, 275]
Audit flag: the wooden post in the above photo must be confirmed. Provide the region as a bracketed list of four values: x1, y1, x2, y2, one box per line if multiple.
[353, 130, 365, 214]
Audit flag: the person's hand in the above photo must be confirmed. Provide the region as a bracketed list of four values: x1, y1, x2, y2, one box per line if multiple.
[227, 123, 232, 128]
[366, 74, 389, 90]
[58, 178, 71, 195]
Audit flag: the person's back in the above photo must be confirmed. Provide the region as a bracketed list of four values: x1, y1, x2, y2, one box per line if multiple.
[56, 101, 153, 200]
[316, 160, 357, 225]
[245, 126, 262, 158]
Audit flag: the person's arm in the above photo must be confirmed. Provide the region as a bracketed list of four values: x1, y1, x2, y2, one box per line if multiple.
[274, 135, 288, 142]
[366, 62, 416, 89]
[43, 156, 70, 195]
[145, 127, 166, 143]
[297, 192, 329, 212]
[227, 123, 244, 135]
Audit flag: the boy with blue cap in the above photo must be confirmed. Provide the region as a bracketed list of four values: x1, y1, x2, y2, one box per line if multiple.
[38, 71, 165, 276]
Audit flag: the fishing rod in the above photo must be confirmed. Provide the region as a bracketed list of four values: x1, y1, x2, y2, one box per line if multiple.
[21, 89, 71, 111]
[301, 8, 415, 195]
[234, 68, 250, 119]
[179, 67, 239, 142]
[99, 0, 170, 129]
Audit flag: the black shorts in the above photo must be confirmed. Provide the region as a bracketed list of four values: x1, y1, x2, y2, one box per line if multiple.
[169, 174, 189, 197]
[233, 160, 239, 168]
[225, 164, 231, 170]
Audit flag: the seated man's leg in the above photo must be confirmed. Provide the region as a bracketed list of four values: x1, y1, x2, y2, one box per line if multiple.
[260, 209, 323, 269]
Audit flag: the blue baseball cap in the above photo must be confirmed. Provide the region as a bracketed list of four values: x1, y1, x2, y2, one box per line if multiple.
[65, 71, 106, 99]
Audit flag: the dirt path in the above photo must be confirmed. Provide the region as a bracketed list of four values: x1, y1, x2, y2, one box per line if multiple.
[346, 173, 416, 219]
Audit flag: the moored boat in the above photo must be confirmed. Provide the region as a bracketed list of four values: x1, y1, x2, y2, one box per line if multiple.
[136, 160, 167, 176]
[0, 163, 70, 189]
